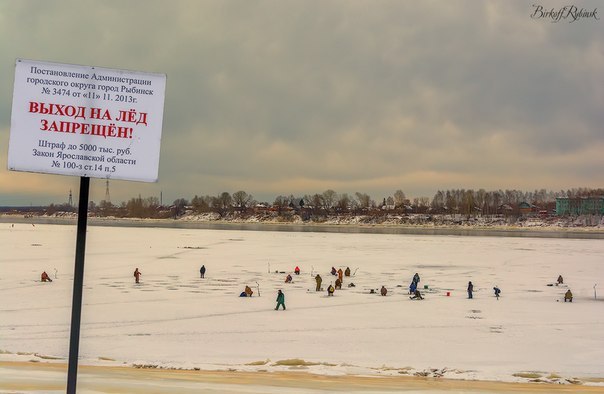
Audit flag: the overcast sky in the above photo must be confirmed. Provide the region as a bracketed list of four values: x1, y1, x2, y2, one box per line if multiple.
[1, 0, 602, 206]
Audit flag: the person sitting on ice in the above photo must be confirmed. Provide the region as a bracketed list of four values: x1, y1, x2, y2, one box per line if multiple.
[410, 289, 423, 300]
[244, 285, 254, 297]
[564, 289, 573, 302]
[344, 267, 351, 277]
[493, 286, 501, 299]
[294, 266, 300, 275]
[335, 278, 342, 289]
[331, 267, 337, 276]
[557, 275, 564, 285]
[409, 280, 417, 295]
[41, 271, 52, 282]
[337, 268, 343, 282]
[327, 284, 335, 296]
[285, 274, 293, 283]
[380, 286, 387, 296]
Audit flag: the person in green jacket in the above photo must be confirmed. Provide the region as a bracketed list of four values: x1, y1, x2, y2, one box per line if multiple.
[315, 274, 322, 291]
[275, 289, 286, 310]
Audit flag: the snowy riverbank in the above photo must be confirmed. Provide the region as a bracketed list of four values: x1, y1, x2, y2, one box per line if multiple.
[1, 213, 604, 239]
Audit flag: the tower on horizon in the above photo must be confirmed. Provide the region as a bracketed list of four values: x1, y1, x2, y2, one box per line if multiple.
[105, 179, 110, 203]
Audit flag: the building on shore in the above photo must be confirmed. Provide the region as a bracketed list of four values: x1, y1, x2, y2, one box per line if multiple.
[555, 196, 604, 216]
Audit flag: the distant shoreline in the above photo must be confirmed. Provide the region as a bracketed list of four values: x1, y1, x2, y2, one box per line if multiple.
[2, 215, 604, 239]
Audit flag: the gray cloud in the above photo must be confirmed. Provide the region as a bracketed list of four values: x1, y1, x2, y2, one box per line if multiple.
[1, 0, 602, 205]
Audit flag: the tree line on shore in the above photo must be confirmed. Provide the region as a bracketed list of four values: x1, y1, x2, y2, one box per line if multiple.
[36, 187, 603, 219]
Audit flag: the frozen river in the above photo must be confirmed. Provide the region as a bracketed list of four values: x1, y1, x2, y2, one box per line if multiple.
[1, 223, 603, 389]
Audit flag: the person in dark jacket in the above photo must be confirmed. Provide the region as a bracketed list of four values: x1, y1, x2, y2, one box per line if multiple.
[331, 267, 337, 276]
[412, 273, 420, 286]
[493, 286, 501, 299]
[134, 268, 142, 284]
[467, 281, 474, 299]
[557, 275, 564, 285]
[285, 274, 293, 283]
[410, 289, 423, 300]
[315, 274, 322, 291]
[200, 265, 206, 278]
[344, 267, 351, 277]
[380, 286, 387, 296]
[275, 290, 286, 310]
[564, 289, 573, 302]
[335, 278, 342, 289]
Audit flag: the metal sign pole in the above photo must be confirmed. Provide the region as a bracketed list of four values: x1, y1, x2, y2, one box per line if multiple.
[66, 176, 90, 394]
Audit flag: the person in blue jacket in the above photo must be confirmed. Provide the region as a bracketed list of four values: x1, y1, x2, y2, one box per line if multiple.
[409, 280, 417, 294]
[275, 289, 286, 310]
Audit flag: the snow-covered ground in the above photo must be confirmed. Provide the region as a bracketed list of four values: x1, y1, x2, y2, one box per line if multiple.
[1, 223, 603, 387]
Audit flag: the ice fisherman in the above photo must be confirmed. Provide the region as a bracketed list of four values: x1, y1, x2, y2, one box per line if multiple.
[134, 268, 142, 284]
[41, 271, 52, 282]
[275, 290, 286, 310]
[244, 285, 254, 297]
[409, 280, 417, 294]
[412, 273, 420, 286]
[344, 267, 351, 277]
[315, 274, 322, 291]
[331, 267, 337, 276]
[335, 278, 342, 289]
[337, 268, 343, 282]
[380, 286, 387, 296]
[294, 266, 300, 275]
[564, 289, 573, 302]
[557, 275, 564, 285]
[200, 265, 206, 278]
[327, 284, 335, 296]
[467, 281, 474, 299]
[410, 289, 423, 300]
[285, 274, 293, 283]
[493, 286, 501, 299]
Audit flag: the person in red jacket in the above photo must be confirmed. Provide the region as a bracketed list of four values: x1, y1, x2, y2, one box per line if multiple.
[134, 268, 142, 284]
[294, 266, 300, 275]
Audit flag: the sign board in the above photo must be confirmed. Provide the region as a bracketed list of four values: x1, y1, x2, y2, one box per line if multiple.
[8, 59, 166, 182]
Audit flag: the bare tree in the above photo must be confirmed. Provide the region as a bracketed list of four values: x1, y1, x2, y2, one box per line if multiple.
[273, 195, 289, 215]
[355, 192, 371, 210]
[232, 190, 253, 211]
[336, 193, 351, 212]
[322, 189, 338, 212]
[393, 189, 406, 208]
[211, 192, 232, 217]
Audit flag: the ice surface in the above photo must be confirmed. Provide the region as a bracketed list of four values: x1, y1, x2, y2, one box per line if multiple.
[1, 223, 603, 385]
